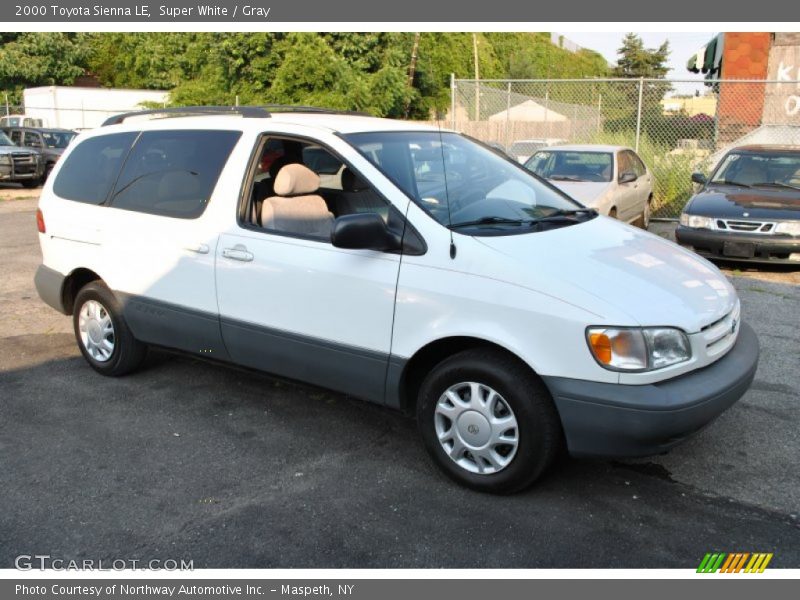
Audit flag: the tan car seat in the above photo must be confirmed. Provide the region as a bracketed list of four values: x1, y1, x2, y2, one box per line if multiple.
[261, 164, 334, 238]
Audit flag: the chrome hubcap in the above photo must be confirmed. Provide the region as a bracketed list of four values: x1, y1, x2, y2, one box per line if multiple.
[434, 382, 519, 475]
[78, 300, 115, 362]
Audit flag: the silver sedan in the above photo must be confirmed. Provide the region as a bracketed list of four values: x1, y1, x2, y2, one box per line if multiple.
[525, 144, 654, 228]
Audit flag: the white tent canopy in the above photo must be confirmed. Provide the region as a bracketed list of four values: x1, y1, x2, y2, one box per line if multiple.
[488, 99, 568, 122]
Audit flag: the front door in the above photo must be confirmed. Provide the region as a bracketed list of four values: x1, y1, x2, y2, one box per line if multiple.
[215, 136, 405, 404]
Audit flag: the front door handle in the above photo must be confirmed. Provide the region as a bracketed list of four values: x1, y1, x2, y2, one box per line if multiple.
[222, 244, 254, 262]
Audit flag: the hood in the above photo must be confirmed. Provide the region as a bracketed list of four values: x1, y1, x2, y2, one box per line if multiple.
[548, 181, 611, 207]
[0, 145, 41, 155]
[474, 217, 736, 333]
[689, 185, 800, 220]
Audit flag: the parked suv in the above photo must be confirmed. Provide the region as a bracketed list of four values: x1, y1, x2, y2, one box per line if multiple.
[34, 106, 759, 493]
[3, 126, 77, 180]
[0, 130, 44, 188]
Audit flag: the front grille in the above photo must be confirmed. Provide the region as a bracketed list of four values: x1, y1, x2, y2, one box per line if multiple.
[11, 152, 36, 166]
[716, 218, 776, 234]
[10, 152, 37, 174]
[700, 302, 740, 354]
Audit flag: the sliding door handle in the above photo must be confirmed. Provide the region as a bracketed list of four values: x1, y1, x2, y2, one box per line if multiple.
[222, 244, 254, 262]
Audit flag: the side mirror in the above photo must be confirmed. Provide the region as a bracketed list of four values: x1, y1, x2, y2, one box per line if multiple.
[691, 172, 707, 185]
[331, 213, 401, 252]
[618, 171, 637, 184]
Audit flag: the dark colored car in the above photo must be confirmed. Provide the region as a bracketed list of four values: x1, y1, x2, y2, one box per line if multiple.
[0, 130, 44, 188]
[676, 145, 800, 265]
[3, 126, 77, 180]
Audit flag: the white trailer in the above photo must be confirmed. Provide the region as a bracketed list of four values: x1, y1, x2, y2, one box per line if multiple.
[23, 86, 170, 130]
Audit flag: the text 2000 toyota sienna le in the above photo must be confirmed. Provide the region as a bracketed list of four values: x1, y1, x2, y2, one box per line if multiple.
[34, 106, 759, 493]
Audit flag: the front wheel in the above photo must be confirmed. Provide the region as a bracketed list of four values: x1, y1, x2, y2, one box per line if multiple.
[72, 281, 147, 376]
[417, 348, 563, 494]
[21, 179, 41, 189]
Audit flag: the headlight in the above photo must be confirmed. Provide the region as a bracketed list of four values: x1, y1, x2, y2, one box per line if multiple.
[775, 221, 800, 237]
[0, 155, 10, 166]
[587, 327, 691, 372]
[679, 213, 714, 229]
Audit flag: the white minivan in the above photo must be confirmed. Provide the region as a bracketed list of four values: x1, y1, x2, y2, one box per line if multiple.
[34, 107, 759, 493]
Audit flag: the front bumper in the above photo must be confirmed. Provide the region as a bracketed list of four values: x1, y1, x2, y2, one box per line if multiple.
[543, 321, 759, 458]
[676, 225, 800, 264]
[0, 159, 45, 181]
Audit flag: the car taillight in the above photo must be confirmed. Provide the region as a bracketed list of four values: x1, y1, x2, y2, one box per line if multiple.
[36, 208, 46, 234]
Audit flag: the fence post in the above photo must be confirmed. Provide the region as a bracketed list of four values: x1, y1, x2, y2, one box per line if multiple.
[506, 82, 511, 147]
[635, 77, 644, 152]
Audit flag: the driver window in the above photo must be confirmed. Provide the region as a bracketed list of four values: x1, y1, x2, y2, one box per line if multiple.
[617, 152, 632, 179]
[247, 136, 392, 241]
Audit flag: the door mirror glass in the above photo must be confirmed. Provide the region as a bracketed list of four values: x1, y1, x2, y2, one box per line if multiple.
[618, 171, 637, 184]
[691, 171, 707, 185]
[331, 213, 401, 252]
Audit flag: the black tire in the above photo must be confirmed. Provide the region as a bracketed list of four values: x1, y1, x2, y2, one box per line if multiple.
[417, 348, 563, 494]
[21, 179, 40, 189]
[637, 197, 652, 230]
[44, 163, 54, 181]
[72, 281, 147, 376]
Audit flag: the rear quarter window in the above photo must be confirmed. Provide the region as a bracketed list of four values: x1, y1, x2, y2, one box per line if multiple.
[108, 129, 241, 219]
[53, 132, 138, 204]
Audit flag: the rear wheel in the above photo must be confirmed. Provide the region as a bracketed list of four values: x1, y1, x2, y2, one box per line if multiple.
[72, 281, 147, 376]
[21, 179, 40, 189]
[417, 348, 562, 494]
[637, 197, 652, 229]
[608, 206, 618, 219]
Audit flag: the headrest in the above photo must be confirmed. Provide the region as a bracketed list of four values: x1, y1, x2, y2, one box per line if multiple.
[341, 168, 367, 192]
[274, 164, 320, 196]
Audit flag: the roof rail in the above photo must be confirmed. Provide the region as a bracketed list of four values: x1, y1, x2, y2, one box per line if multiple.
[101, 105, 271, 127]
[259, 105, 371, 117]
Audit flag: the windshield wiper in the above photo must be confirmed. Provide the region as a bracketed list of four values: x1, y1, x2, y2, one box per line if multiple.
[536, 208, 597, 219]
[549, 175, 584, 182]
[716, 180, 751, 188]
[751, 181, 800, 191]
[450, 216, 530, 229]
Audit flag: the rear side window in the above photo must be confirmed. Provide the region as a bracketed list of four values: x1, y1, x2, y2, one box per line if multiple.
[53, 132, 138, 204]
[108, 130, 241, 219]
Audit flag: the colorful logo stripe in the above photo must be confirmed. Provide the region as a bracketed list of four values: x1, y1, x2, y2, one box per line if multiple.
[697, 553, 773, 573]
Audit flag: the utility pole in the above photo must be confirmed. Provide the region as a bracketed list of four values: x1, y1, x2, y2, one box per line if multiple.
[473, 33, 480, 120]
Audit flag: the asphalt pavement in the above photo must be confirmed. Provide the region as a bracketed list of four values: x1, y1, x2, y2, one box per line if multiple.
[1, 197, 798, 568]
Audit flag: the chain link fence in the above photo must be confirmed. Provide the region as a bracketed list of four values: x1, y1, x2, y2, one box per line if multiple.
[449, 78, 800, 219]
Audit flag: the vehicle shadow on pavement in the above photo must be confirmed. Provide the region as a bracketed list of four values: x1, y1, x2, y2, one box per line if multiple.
[1, 333, 798, 569]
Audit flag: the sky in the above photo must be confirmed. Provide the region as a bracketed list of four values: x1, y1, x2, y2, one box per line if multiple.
[559, 31, 716, 78]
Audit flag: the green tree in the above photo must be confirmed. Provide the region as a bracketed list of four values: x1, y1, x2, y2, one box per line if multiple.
[613, 33, 670, 79]
[0, 33, 90, 102]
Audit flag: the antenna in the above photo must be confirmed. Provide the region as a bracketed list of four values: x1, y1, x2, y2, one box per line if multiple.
[437, 120, 456, 260]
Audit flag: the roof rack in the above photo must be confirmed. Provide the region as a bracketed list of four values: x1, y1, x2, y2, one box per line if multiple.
[102, 105, 371, 127]
[101, 106, 271, 127]
[260, 105, 372, 117]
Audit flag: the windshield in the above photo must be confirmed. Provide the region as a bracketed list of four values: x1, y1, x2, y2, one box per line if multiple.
[0, 132, 14, 146]
[711, 152, 800, 188]
[41, 131, 76, 149]
[344, 131, 584, 233]
[526, 150, 613, 183]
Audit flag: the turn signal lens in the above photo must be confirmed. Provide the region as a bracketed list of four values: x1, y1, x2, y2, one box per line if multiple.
[36, 208, 46, 234]
[589, 332, 612, 364]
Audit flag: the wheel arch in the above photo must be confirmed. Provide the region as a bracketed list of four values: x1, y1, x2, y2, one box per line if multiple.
[394, 336, 539, 415]
[62, 267, 103, 315]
